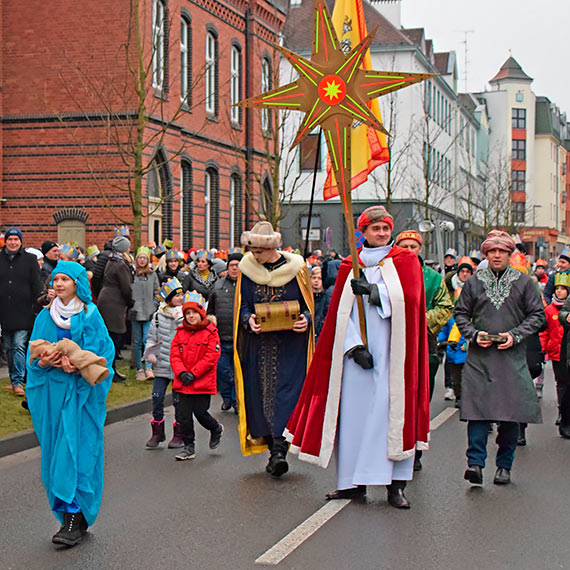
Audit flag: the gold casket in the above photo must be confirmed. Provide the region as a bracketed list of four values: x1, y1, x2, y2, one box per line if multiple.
[254, 300, 301, 332]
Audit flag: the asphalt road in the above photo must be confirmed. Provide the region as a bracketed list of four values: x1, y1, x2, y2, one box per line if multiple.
[1, 366, 569, 570]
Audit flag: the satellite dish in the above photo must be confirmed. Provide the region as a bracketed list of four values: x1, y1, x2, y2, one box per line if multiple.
[419, 220, 435, 233]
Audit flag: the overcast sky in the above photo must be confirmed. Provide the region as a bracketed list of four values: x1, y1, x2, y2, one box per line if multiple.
[400, 0, 570, 117]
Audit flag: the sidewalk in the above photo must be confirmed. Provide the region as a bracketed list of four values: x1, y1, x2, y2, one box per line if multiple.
[0, 349, 168, 458]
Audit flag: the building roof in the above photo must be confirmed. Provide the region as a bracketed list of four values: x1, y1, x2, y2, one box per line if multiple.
[283, 0, 413, 52]
[535, 96, 560, 140]
[489, 56, 532, 84]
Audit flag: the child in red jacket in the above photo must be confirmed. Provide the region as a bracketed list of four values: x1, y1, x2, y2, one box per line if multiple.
[540, 274, 570, 421]
[170, 292, 223, 460]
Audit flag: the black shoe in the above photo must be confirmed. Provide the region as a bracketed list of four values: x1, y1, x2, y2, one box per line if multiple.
[559, 425, 570, 439]
[175, 445, 196, 461]
[464, 465, 483, 485]
[266, 452, 289, 477]
[221, 401, 232, 412]
[454, 399, 461, 409]
[413, 456, 422, 471]
[52, 512, 87, 547]
[493, 468, 511, 485]
[209, 424, 223, 449]
[113, 371, 126, 383]
[326, 485, 367, 501]
[387, 482, 411, 509]
[517, 435, 527, 446]
[556, 414, 562, 426]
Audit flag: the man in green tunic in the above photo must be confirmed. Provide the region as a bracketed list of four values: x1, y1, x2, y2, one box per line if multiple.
[454, 230, 545, 487]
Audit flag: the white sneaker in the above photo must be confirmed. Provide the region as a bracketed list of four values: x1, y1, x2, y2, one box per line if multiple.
[136, 369, 146, 381]
[444, 388, 455, 400]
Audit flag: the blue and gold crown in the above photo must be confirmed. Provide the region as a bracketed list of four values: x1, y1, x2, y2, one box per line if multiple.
[183, 290, 205, 309]
[444, 248, 457, 258]
[195, 249, 214, 261]
[157, 277, 183, 302]
[114, 226, 130, 237]
[60, 243, 80, 260]
[469, 249, 483, 261]
[165, 249, 180, 261]
[229, 247, 244, 255]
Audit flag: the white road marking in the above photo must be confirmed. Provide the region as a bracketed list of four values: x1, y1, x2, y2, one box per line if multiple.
[255, 499, 351, 565]
[430, 407, 458, 431]
[255, 406, 458, 565]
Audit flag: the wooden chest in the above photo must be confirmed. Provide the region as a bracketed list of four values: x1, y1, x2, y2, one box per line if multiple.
[254, 300, 301, 332]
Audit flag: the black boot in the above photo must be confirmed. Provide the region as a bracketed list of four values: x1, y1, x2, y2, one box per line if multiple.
[52, 512, 87, 547]
[559, 424, 570, 439]
[413, 450, 423, 471]
[266, 436, 289, 477]
[386, 480, 410, 509]
[325, 485, 366, 500]
[517, 423, 527, 446]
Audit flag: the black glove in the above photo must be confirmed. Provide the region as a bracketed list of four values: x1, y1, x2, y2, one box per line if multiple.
[351, 274, 381, 307]
[180, 372, 195, 386]
[351, 274, 372, 296]
[348, 345, 374, 370]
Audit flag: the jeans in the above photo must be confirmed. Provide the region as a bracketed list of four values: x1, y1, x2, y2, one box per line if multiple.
[466, 420, 519, 470]
[444, 357, 453, 389]
[4, 329, 28, 386]
[132, 320, 151, 370]
[217, 342, 236, 406]
[152, 376, 179, 422]
[176, 393, 220, 445]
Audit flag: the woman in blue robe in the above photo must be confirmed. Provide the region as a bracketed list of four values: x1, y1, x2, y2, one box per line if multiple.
[26, 261, 114, 547]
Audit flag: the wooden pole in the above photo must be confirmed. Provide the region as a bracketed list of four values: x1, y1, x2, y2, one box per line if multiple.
[340, 187, 368, 348]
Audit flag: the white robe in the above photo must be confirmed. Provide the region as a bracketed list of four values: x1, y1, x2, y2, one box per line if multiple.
[336, 244, 414, 490]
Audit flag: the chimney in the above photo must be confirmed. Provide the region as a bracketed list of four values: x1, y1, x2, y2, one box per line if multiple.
[369, 0, 402, 29]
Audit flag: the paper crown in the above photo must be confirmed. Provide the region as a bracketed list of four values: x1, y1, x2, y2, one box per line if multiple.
[153, 245, 167, 257]
[162, 238, 174, 249]
[510, 250, 529, 274]
[114, 226, 130, 237]
[469, 250, 484, 261]
[157, 277, 183, 301]
[555, 273, 570, 288]
[60, 243, 80, 260]
[535, 258, 547, 268]
[165, 249, 180, 261]
[229, 247, 244, 255]
[457, 256, 475, 271]
[85, 245, 100, 257]
[444, 248, 458, 258]
[183, 290, 205, 309]
[136, 246, 152, 258]
[195, 249, 213, 261]
[560, 247, 570, 261]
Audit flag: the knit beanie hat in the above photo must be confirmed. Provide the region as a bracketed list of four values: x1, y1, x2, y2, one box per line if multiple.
[211, 258, 227, 276]
[5, 227, 23, 241]
[112, 235, 130, 253]
[41, 240, 58, 255]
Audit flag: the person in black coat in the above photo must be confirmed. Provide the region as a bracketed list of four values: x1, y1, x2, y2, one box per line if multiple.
[91, 240, 114, 300]
[0, 227, 43, 395]
[207, 251, 242, 411]
[183, 250, 217, 300]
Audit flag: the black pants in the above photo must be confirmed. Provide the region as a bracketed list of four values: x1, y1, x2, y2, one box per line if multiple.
[450, 362, 465, 401]
[109, 331, 124, 372]
[176, 393, 219, 445]
[552, 360, 570, 410]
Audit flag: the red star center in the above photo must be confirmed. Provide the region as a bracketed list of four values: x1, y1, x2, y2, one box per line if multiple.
[318, 74, 346, 106]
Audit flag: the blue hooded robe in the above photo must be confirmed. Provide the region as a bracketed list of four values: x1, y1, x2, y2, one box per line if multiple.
[26, 261, 114, 526]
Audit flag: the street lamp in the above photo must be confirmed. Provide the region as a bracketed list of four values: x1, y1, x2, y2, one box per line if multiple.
[419, 219, 455, 271]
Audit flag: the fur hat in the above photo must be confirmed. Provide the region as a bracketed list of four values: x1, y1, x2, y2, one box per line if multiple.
[356, 206, 394, 232]
[241, 221, 282, 249]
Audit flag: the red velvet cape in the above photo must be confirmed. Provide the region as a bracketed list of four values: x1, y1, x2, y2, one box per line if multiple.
[285, 246, 430, 467]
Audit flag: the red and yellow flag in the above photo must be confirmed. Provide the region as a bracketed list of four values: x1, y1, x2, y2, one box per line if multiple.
[323, 0, 389, 200]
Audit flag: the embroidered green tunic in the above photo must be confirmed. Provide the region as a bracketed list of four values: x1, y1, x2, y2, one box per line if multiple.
[454, 267, 545, 423]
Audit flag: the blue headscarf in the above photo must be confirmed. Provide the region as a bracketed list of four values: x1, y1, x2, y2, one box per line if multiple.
[50, 261, 92, 303]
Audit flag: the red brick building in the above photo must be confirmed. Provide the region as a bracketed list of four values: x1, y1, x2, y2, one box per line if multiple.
[0, 0, 286, 250]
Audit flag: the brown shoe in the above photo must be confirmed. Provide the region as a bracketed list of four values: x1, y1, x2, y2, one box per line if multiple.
[13, 386, 25, 396]
[3, 384, 14, 391]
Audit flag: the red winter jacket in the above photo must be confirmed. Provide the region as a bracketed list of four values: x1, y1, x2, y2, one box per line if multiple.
[540, 303, 564, 361]
[170, 318, 221, 394]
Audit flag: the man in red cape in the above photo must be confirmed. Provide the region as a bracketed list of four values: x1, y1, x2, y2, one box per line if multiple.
[284, 206, 430, 509]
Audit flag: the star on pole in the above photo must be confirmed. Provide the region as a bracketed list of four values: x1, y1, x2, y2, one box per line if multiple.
[238, 0, 435, 344]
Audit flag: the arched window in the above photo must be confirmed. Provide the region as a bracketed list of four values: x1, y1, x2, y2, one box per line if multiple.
[152, 0, 167, 91]
[261, 57, 271, 132]
[230, 44, 241, 124]
[204, 167, 219, 249]
[147, 150, 172, 243]
[230, 173, 243, 246]
[262, 176, 273, 219]
[181, 160, 193, 250]
[180, 15, 192, 104]
[205, 31, 218, 115]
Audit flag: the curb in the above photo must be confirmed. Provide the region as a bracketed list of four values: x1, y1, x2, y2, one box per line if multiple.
[0, 393, 173, 458]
